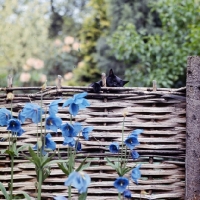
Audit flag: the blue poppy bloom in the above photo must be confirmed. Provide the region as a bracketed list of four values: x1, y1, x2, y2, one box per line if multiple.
[129, 129, 143, 137]
[131, 164, 141, 184]
[131, 150, 139, 159]
[63, 137, 75, 147]
[49, 98, 62, 116]
[75, 141, 82, 151]
[124, 136, 139, 150]
[21, 103, 44, 124]
[7, 119, 21, 132]
[62, 92, 90, 116]
[109, 142, 119, 153]
[0, 108, 12, 126]
[33, 133, 56, 155]
[14, 128, 25, 136]
[46, 116, 62, 132]
[18, 111, 26, 123]
[54, 196, 68, 200]
[82, 126, 93, 140]
[113, 177, 129, 193]
[64, 171, 91, 194]
[123, 189, 131, 198]
[61, 122, 82, 138]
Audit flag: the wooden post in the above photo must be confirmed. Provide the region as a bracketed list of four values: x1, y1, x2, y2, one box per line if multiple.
[186, 56, 200, 199]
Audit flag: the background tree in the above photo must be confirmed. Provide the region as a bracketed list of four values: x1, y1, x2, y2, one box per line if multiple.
[0, 0, 50, 86]
[108, 0, 200, 87]
[68, 0, 110, 86]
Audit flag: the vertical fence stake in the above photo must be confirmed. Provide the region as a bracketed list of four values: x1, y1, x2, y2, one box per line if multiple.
[148, 80, 157, 195]
[99, 72, 107, 184]
[186, 56, 200, 199]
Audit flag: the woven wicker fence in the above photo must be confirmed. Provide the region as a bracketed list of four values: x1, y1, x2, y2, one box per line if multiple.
[0, 83, 186, 199]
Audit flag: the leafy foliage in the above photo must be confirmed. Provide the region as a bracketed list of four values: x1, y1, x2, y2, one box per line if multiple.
[0, 0, 50, 86]
[108, 0, 200, 87]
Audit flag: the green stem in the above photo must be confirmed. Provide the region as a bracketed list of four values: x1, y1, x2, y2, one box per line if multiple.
[70, 114, 72, 124]
[121, 117, 125, 167]
[118, 192, 121, 200]
[36, 124, 39, 156]
[68, 185, 71, 200]
[40, 95, 43, 141]
[68, 145, 73, 200]
[9, 155, 14, 200]
[37, 169, 43, 200]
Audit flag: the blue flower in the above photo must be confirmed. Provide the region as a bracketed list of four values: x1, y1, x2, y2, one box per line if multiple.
[75, 141, 82, 151]
[49, 98, 62, 116]
[82, 126, 93, 140]
[62, 92, 90, 116]
[0, 108, 12, 126]
[15, 128, 25, 136]
[7, 119, 21, 132]
[18, 111, 26, 123]
[33, 133, 56, 155]
[63, 137, 75, 147]
[129, 129, 143, 137]
[65, 171, 91, 194]
[109, 142, 119, 153]
[46, 116, 62, 132]
[54, 196, 68, 200]
[61, 122, 82, 138]
[124, 136, 139, 150]
[21, 103, 44, 124]
[113, 177, 129, 193]
[123, 189, 131, 198]
[131, 150, 139, 160]
[131, 164, 141, 184]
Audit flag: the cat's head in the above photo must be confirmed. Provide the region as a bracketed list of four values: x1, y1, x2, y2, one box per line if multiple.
[106, 69, 128, 87]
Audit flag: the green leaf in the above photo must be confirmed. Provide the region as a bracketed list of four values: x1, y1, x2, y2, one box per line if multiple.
[1, 149, 7, 154]
[106, 157, 117, 170]
[0, 182, 9, 199]
[17, 144, 31, 154]
[58, 162, 69, 176]
[41, 151, 56, 167]
[76, 157, 90, 172]
[28, 147, 41, 167]
[46, 159, 67, 166]
[21, 192, 32, 200]
[121, 167, 133, 176]
[5, 149, 15, 157]
[42, 167, 51, 182]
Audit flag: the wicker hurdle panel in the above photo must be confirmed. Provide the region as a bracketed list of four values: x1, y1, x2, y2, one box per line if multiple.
[0, 86, 186, 199]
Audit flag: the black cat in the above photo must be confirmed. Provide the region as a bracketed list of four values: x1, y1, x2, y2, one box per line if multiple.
[90, 69, 129, 93]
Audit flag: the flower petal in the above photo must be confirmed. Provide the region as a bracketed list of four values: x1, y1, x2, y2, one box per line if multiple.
[113, 177, 129, 193]
[7, 119, 21, 132]
[0, 108, 12, 126]
[69, 103, 79, 116]
[62, 98, 74, 108]
[131, 150, 140, 159]
[74, 92, 87, 100]
[45, 133, 56, 150]
[109, 142, 119, 153]
[49, 98, 62, 116]
[131, 164, 141, 184]
[64, 171, 78, 186]
[129, 129, 143, 137]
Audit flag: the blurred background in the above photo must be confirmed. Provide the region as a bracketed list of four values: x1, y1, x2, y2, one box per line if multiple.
[0, 0, 199, 88]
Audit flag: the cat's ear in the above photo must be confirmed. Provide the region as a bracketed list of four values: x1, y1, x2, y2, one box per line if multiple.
[109, 69, 115, 76]
[90, 82, 101, 93]
[123, 81, 129, 86]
